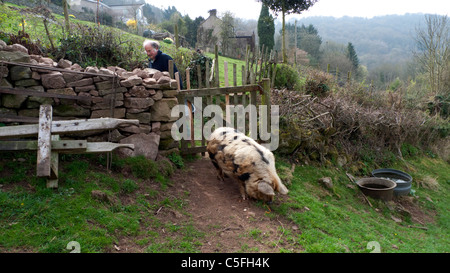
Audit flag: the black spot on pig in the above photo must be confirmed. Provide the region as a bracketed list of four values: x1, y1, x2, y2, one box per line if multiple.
[238, 172, 250, 182]
[255, 147, 269, 164]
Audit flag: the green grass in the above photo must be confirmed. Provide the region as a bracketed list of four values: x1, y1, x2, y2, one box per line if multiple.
[0, 153, 202, 253]
[204, 53, 246, 87]
[273, 156, 450, 253]
[0, 150, 448, 253]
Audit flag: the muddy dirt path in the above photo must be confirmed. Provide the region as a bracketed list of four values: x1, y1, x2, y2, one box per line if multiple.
[166, 157, 302, 253]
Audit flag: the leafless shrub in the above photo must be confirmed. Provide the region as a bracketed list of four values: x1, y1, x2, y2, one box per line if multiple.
[273, 86, 446, 167]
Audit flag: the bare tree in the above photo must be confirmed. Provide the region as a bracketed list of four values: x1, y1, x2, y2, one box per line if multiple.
[220, 11, 236, 57]
[413, 15, 449, 96]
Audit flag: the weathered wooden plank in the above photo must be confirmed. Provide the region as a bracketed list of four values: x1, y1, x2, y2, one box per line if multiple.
[82, 142, 134, 154]
[48, 135, 59, 188]
[0, 140, 133, 154]
[175, 85, 262, 98]
[37, 105, 52, 178]
[0, 118, 139, 139]
[0, 140, 87, 151]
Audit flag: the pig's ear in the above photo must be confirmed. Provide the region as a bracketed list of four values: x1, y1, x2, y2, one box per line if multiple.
[277, 181, 289, 195]
[258, 181, 275, 196]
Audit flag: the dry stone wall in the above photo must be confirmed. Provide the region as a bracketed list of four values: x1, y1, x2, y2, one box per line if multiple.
[0, 42, 179, 160]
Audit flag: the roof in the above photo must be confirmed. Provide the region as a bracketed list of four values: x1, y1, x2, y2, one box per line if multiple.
[102, 0, 145, 6]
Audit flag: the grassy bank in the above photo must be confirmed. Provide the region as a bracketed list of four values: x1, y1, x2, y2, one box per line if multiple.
[0, 151, 448, 253]
[0, 153, 203, 253]
[273, 155, 449, 253]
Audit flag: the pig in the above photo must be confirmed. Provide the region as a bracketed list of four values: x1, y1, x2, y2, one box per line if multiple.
[206, 127, 288, 202]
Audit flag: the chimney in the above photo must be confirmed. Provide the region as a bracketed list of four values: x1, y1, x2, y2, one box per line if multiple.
[208, 9, 217, 17]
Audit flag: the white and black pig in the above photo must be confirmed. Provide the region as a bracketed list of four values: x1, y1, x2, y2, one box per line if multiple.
[206, 127, 288, 202]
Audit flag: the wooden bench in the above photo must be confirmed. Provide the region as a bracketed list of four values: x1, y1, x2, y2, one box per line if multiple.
[0, 104, 138, 188]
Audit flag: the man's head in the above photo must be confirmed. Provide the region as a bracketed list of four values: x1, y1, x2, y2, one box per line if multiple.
[143, 40, 159, 60]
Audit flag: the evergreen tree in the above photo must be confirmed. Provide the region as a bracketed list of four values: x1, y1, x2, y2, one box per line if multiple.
[346, 42, 359, 70]
[257, 4, 275, 51]
[258, 0, 318, 63]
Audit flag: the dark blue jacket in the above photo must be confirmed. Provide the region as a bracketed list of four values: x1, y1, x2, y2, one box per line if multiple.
[149, 50, 183, 89]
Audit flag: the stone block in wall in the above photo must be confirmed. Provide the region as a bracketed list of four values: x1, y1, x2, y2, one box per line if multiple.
[0, 50, 30, 63]
[118, 133, 160, 160]
[95, 80, 120, 90]
[0, 107, 17, 116]
[10, 66, 31, 81]
[109, 129, 126, 142]
[0, 78, 12, 88]
[41, 72, 66, 89]
[77, 92, 92, 107]
[98, 68, 116, 81]
[152, 71, 163, 81]
[129, 85, 150, 97]
[62, 72, 84, 83]
[120, 75, 143, 87]
[92, 96, 124, 110]
[31, 71, 40, 80]
[143, 77, 157, 86]
[26, 96, 53, 108]
[126, 108, 148, 114]
[57, 59, 72, 69]
[159, 130, 173, 139]
[47, 87, 76, 96]
[54, 104, 90, 117]
[0, 65, 8, 78]
[124, 97, 154, 109]
[66, 78, 94, 88]
[157, 76, 171, 84]
[126, 112, 151, 124]
[1, 94, 27, 108]
[162, 89, 178, 98]
[75, 85, 96, 93]
[14, 79, 39, 87]
[159, 138, 179, 150]
[18, 108, 39, 117]
[98, 86, 127, 96]
[85, 66, 99, 74]
[132, 68, 151, 79]
[151, 122, 161, 134]
[150, 97, 178, 122]
[91, 108, 126, 119]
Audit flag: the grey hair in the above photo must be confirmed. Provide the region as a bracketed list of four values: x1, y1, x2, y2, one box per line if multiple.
[143, 39, 159, 50]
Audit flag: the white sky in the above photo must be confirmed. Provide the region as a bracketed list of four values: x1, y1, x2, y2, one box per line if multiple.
[146, 0, 449, 20]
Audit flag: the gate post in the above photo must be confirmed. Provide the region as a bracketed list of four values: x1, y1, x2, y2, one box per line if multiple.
[261, 78, 271, 139]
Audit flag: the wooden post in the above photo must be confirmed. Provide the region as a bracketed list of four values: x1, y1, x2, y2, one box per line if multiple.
[47, 135, 59, 188]
[271, 51, 277, 88]
[215, 44, 219, 87]
[185, 68, 194, 147]
[175, 72, 181, 91]
[233, 63, 237, 87]
[244, 45, 250, 85]
[174, 24, 180, 49]
[241, 65, 245, 86]
[37, 104, 52, 178]
[205, 60, 210, 88]
[169, 59, 174, 80]
[186, 67, 191, 90]
[261, 78, 271, 139]
[197, 64, 202, 89]
[224, 61, 230, 126]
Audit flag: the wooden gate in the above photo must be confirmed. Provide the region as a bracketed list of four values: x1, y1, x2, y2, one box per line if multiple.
[175, 78, 271, 155]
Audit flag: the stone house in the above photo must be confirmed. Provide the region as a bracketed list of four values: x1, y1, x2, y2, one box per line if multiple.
[196, 9, 255, 59]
